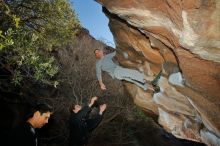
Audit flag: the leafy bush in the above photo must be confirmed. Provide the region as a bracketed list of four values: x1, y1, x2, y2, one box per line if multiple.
[0, 0, 80, 86]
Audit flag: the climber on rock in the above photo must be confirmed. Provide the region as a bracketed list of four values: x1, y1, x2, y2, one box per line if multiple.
[94, 47, 158, 92]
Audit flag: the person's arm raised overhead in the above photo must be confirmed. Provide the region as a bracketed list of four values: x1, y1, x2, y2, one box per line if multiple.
[88, 96, 98, 107]
[99, 104, 107, 115]
[87, 103, 107, 132]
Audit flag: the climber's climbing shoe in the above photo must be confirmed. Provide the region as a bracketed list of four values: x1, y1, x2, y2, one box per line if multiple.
[153, 85, 160, 93]
[151, 69, 162, 86]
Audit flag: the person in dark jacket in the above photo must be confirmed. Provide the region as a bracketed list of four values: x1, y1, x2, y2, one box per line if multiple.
[10, 102, 53, 146]
[69, 96, 107, 146]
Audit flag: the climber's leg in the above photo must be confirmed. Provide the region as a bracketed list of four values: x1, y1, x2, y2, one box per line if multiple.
[114, 66, 145, 83]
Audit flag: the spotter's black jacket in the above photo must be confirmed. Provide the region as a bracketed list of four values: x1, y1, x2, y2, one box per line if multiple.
[69, 105, 102, 146]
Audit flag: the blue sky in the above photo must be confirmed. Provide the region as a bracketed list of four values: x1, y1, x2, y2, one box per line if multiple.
[71, 0, 115, 47]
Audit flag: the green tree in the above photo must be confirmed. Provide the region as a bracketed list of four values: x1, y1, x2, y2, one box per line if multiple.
[0, 0, 80, 87]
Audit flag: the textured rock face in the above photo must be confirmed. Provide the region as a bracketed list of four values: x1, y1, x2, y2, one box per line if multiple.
[96, 0, 220, 145]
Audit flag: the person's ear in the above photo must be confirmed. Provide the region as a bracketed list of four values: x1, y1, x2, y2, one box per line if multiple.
[33, 111, 41, 117]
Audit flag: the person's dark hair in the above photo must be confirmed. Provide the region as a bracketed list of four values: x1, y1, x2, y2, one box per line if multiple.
[25, 102, 53, 120]
[34, 102, 53, 115]
[69, 103, 85, 113]
[93, 49, 100, 54]
[69, 104, 75, 113]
